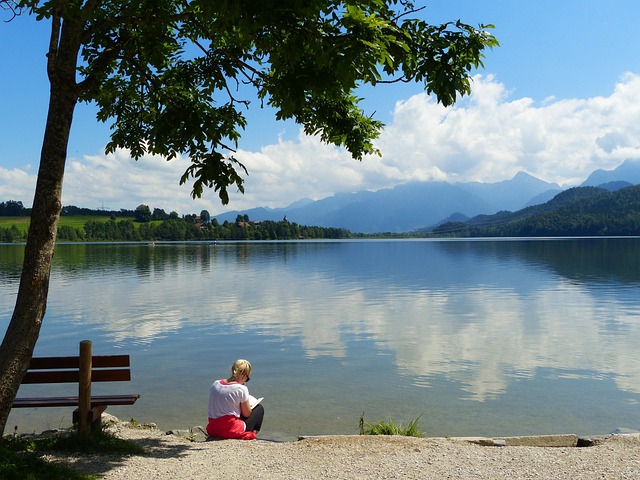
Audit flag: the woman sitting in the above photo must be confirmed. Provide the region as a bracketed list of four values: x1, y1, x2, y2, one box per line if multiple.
[206, 359, 265, 440]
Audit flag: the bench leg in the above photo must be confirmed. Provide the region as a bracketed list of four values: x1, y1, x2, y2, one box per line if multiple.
[90, 405, 108, 427]
[73, 405, 108, 430]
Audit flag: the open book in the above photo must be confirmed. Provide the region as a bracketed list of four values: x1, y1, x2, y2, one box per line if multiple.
[249, 394, 264, 409]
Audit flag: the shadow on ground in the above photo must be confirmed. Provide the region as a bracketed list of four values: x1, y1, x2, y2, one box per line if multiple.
[46, 434, 194, 478]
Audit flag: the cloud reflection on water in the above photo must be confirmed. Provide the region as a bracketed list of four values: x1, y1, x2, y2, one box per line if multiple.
[2, 239, 639, 406]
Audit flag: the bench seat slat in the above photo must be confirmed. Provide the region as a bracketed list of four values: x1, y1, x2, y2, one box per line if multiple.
[92, 369, 131, 382]
[13, 396, 79, 407]
[28, 355, 131, 370]
[29, 356, 79, 369]
[21, 368, 131, 384]
[91, 356, 131, 368]
[22, 370, 79, 384]
[13, 394, 140, 408]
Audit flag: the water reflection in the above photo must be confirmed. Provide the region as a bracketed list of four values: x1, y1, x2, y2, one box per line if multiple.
[2, 239, 640, 436]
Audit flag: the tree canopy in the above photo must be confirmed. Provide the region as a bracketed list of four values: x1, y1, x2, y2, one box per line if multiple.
[13, 0, 496, 204]
[0, 0, 497, 435]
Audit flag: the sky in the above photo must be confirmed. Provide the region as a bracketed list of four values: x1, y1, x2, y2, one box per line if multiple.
[2, 1, 640, 217]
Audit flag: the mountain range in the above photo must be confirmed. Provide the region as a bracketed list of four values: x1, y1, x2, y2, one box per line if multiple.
[212, 159, 640, 234]
[432, 183, 640, 237]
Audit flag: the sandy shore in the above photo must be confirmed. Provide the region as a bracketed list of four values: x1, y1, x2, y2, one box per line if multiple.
[42, 422, 640, 480]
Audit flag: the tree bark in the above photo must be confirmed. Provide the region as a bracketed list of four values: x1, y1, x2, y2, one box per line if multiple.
[0, 13, 83, 435]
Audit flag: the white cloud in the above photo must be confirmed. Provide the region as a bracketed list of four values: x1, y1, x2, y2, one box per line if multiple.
[378, 73, 640, 187]
[0, 167, 36, 203]
[61, 150, 214, 214]
[4, 73, 640, 214]
[231, 133, 359, 209]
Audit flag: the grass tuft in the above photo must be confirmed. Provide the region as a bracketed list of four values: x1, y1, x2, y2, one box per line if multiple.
[360, 414, 424, 437]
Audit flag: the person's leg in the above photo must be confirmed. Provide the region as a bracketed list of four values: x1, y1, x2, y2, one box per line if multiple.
[243, 404, 264, 433]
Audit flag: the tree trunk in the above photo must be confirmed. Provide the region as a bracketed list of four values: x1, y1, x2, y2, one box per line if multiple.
[0, 14, 82, 435]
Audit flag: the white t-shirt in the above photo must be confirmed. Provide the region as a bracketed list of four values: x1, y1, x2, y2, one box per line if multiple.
[208, 379, 249, 419]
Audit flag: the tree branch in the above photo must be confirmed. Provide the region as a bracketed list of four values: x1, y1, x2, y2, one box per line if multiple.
[46, 8, 62, 82]
[0, 0, 22, 22]
[391, 4, 425, 23]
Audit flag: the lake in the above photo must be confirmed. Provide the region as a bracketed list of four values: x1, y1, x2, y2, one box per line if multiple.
[2, 238, 640, 441]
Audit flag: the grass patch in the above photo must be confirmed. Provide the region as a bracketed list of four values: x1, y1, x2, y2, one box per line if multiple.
[0, 427, 145, 480]
[4, 427, 145, 455]
[360, 414, 424, 437]
[0, 217, 30, 234]
[0, 215, 140, 234]
[0, 446, 94, 480]
[0, 217, 30, 226]
[61, 216, 115, 229]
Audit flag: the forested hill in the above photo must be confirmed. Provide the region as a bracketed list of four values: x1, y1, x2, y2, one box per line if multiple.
[0, 201, 352, 242]
[432, 185, 640, 237]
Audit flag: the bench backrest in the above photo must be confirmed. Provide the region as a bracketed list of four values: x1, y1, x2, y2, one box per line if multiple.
[22, 355, 132, 384]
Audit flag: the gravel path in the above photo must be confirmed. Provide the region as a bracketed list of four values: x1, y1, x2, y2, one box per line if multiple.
[46, 424, 640, 479]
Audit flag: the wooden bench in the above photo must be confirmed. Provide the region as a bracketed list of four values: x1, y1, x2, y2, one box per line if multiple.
[12, 340, 140, 437]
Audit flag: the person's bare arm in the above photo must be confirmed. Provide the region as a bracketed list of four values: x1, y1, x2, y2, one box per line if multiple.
[240, 400, 252, 418]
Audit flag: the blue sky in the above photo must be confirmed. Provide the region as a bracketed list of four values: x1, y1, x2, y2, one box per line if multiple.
[2, 1, 640, 216]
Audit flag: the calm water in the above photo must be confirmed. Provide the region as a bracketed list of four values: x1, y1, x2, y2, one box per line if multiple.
[1, 238, 640, 440]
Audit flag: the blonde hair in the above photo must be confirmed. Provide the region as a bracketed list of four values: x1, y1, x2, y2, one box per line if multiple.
[230, 359, 252, 379]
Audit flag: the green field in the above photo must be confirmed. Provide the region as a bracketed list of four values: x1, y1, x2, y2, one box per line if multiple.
[0, 215, 137, 234]
[0, 216, 30, 233]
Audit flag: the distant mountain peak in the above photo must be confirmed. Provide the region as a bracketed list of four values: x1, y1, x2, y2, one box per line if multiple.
[512, 171, 536, 180]
[582, 158, 640, 187]
[286, 198, 314, 209]
[510, 171, 560, 188]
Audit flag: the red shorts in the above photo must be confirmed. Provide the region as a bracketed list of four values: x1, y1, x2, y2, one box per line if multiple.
[206, 415, 257, 440]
